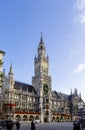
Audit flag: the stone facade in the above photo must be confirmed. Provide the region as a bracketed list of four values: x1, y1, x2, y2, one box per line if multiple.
[0, 36, 84, 122]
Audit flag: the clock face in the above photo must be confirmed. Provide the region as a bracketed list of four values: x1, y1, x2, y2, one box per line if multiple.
[43, 84, 48, 95]
[43, 62, 47, 69]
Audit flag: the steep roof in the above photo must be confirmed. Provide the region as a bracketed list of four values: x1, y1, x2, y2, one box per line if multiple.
[57, 91, 69, 101]
[52, 90, 69, 101]
[51, 91, 60, 99]
[14, 81, 37, 94]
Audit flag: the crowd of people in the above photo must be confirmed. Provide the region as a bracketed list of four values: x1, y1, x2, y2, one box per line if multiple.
[73, 117, 85, 130]
[0, 118, 35, 130]
[0, 118, 36, 130]
[0, 118, 85, 130]
[73, 121, 81, 130]
[0, 119, 20, 130]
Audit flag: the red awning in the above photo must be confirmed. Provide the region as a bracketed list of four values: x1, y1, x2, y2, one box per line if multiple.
[3, 103, 16, 106]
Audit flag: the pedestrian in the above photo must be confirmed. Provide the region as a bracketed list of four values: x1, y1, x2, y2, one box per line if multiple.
[31, 120, 35, 130]
[77, 122, 81, 130]
[73, 121, 81, 130]
[16, 120, 20, 130]
[73, 121, 77, 130]
[6, 120, 13, 130]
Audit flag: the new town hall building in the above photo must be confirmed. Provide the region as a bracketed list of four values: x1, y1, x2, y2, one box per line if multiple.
[0, 35, 84, 122]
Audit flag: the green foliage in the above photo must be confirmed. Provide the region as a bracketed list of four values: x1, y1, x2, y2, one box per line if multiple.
[43, 84, 48, 95]
[0, 59, 3, 65]
[0, 59, 4, 87]
[0, 72, 3, 87]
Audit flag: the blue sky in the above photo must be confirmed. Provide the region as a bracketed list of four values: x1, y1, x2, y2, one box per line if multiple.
[0, 0, 85, 101]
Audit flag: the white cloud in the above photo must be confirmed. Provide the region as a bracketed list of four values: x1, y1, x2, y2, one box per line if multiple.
[76, 0, 85, 11]
[74, 12, 85, 24]
[74, 0, 85, 31]
[73, 63, 85, 73]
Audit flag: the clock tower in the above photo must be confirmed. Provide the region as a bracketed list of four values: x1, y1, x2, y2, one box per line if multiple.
[32, 34, 52, 122]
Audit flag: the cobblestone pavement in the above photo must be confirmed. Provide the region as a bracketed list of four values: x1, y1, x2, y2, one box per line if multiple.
[13, 122, 73, 130]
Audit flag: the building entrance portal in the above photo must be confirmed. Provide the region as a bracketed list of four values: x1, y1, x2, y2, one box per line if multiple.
[44, 115, 49, 122]
[44, 111, 49, 122]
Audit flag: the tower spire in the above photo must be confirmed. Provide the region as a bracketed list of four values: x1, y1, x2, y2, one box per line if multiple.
[40, 32, 43, 42]
[38, 32, 46, 59]
[8, 62, 14, 89]
[9, 62, 13, 75]
[39, 32, 44, 45]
